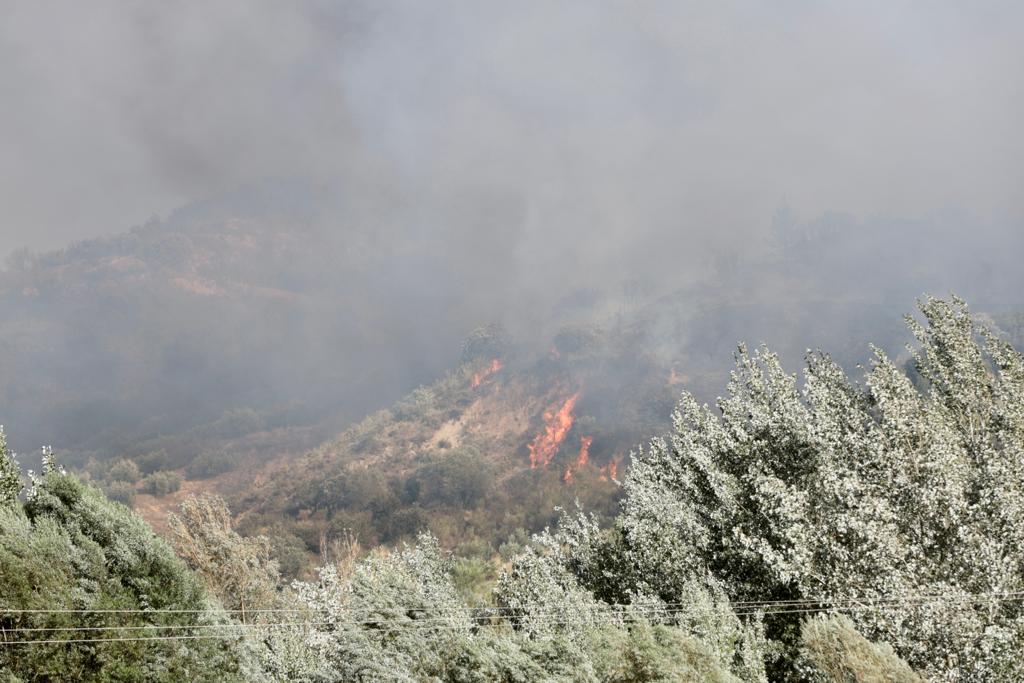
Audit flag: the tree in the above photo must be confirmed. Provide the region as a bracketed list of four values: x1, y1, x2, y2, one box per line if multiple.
[800, 614, 920, 683]
[286, 532, 749, 681]
[165, 494, 319, 679]
[461, 323, 511, 363]
[0, 427, 21, 505]
[292, 533, 478, 680]
[168, 494, 280, 622]
[498, 517, 767, 681]
[0, 446, 258, 681]
[577, 297, 1024, 679]
[141, 470, 183, 495]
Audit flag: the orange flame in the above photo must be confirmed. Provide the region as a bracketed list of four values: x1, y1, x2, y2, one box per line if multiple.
[470, 358, 503, 388]
[564, 435, 593, 483]
[528, 393, 579, 469]
[599, 455, 622, 482]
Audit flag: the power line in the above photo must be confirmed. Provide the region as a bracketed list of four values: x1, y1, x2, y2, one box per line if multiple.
[0, 633, 245, 646]
[4, 589, 1019, 614]
[3, 594, 1023, 645]
[0, 621, 334, 635]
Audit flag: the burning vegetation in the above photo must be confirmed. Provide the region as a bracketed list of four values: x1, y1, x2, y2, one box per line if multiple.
[528, 393, 579, 469]
[470, 358, 503, 388]
[599, 455, 621, 482]
[564, 435, 592, 483]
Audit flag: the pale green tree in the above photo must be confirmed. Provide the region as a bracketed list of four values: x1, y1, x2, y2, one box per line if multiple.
[0, 427, 21, 505]
[602, 297, 1024, 679]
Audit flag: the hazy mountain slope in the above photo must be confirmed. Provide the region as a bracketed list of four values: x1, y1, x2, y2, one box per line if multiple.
[209, 289, 924, 562]
[0, 187, 469, 460]
[215, 328, 671, 558]
[5, 187, 1023, 576]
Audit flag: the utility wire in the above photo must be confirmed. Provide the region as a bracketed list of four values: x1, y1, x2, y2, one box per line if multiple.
[2, 594, 1023, 645]
[4, 589, 1022, 615]
[2, 595, 1017, 627]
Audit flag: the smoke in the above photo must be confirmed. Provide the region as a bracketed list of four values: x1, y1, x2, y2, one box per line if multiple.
[1, 1, 1023, 453]
[2, 1, 1022, 255]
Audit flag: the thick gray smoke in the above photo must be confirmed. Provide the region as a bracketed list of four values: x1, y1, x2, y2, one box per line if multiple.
[2, 1, 1022, 257]
[1, 1, 1022, 454]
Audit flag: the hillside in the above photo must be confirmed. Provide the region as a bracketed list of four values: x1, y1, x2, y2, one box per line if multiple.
[5, 188, 1024, 581]
[127, 318, 678, 572]
[132, 288, 974, 576]
[5, 296, 1024, 681]
[0, 184, 489, 464]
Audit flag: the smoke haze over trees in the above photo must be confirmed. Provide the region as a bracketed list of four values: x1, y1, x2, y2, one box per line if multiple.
[2, 2, 1023, 457]
[2, 4, 1024, 679]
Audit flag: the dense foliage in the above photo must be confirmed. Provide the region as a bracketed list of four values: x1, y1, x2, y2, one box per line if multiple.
[0, 437, 257, 681]
[550, 297, 1024, 679]
[4, 296, 1022, 680]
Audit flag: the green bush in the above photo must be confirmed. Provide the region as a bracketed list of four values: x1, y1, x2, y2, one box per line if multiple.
[327, 510, 376, 548]
[132, 435, 202, 473]
[391, 385, 439, 422]
[417, 448, 492, 508]
[380, 506, 429, 543]
[106, 457, 141, 483]
[460, 323, 510, 362]
[801, 614, 921, 682]
[103, 479, 136, 506]
[319, 468, 395, 514]
[0, 446, 255, 681]
[134, 448, 175, 473]
[186, 449, 242, 479]
[451, 556, 496, 602]
[141, 469, 183, 495]
[267, 531, 311, 580]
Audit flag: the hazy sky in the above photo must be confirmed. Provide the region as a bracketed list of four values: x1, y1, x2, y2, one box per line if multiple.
[1, 1, 1022, 261]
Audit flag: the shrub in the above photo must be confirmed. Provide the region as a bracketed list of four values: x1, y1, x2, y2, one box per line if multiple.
[391, 386, 438, 422]
[0, 447, 254, 680]
[186, 449, 242, 479]
[103, 479, 136, 506]
[801, 614, 921, 682]
[267, 531, 311, 580]
[418, 448, 491, 508]
[460, 323, 510, 362]
[134, 448, 174, 473]
[318, 468, 396, 515]
[141, 469, 183, 495]
[106, 457, 141, 483]
[0, 428, 20, 504]
[168, 494, 280, 616]
[380, 506, 429, 543]
[327, 510, 376, 548]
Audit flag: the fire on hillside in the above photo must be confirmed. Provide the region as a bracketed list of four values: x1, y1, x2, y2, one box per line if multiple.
[564, 435, 592, 483]
[528, 393, 579, 469]
[470, 358, 503, 388]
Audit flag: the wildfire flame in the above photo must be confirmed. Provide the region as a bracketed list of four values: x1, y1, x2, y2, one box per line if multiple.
[564, 435, 593, 483]
[470, 358, 503, 388]
[599, 455, 622, 482]
[528, 393, 579, 469]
